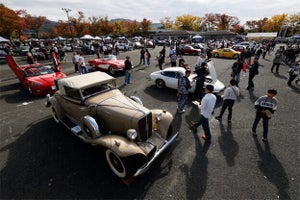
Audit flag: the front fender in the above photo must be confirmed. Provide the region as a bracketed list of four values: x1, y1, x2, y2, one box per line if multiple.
[151, 109, 174, 139]
[92, 135, 146, 158]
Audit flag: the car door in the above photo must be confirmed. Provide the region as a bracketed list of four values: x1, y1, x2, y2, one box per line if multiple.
[58, 87, 87, 123]
[164, 71, 182, 89]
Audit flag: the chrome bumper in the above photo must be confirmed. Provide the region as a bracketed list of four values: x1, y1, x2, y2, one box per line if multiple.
[134, 131, 179, 177]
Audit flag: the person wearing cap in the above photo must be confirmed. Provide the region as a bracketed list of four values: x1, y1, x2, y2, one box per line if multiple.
[191, 84, 216, 142]
[177, 69, 192, 114]
[251, 88, 278, 142]
[124, 56, 133, 84]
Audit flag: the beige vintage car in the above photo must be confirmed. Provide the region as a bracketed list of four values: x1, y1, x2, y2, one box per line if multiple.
[46, 71, 178, 179]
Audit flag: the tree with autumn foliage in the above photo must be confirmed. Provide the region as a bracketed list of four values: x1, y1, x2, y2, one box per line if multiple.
[263, 14, 288, 32]
[203, 13, 240, 31]
[140, 18, 152, 36]
[24, 14, 47, 38]
[174, 14, 202, 31]
[160, 17, 174, 29]
[287, 12, 300, 35]
[0, 4, 22, 39]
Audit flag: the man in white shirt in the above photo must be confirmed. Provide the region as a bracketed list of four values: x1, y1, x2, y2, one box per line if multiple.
[215, 79, 240, 122]
[195, 54, 204, 67]
[191, 85, 216, 142]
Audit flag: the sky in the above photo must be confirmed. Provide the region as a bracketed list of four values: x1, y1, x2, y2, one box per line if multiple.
[1, 0, 299, 25]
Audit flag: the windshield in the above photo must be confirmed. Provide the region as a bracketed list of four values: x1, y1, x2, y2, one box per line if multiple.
[103, 55, 116, 61]
[81, 80, 116, 98]
[24, 65, 55, 77]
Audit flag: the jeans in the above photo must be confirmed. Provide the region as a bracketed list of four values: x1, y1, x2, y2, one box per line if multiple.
[247, 73, 256, 89]
[125, 70, 131, 84]
[80, 66, 89, 74]
[218, 99, 235, 120]
[177, 93, 188, 111]
[193, 115, 211, 140]
[252, 110, 270, 139]
[232, 72, 241, 86]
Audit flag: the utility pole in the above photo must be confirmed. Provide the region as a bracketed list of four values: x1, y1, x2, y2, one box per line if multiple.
[62, 8, 72, 36]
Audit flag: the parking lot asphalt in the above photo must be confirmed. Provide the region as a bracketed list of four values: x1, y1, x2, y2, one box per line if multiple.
[0, 45, 299, 199]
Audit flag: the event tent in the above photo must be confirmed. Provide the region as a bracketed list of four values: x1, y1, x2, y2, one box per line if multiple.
[80, 34, 94, 40]
[0, 36, 10, 43]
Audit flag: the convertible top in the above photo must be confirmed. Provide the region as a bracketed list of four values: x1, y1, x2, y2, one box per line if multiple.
[57, 71, 115, 91]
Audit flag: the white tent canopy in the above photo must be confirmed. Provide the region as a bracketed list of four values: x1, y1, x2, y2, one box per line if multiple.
[80, 34, 94, 40]
[94, 36, 103, 40]
[192, 35, 202, 39]
[0, 36, 10, 43]
[54, 36, 66, 41]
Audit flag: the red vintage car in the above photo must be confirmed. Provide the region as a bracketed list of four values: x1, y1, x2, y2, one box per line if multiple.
[5, 52, 66, 96]
[182, 45, 201, 56]
[88, 54, 125, 75]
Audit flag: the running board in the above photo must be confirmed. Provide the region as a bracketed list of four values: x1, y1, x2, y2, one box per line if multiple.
[60, 117, 82, 135]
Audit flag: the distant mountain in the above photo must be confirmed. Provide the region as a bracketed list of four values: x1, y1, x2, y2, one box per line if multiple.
[43, 20, 56, 31]
[110, 18, 132, 22]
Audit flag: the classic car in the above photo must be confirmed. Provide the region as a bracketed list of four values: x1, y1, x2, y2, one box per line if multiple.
[149, 61, 225, 94]
[0, 49, 7, 64]
[12, 45, 30, 56]
[182, 45, 201, 56]
[45, 71, 178, 179]
[116, 43, 132, 51]
[5, 52, 66, 96]
[211, 48, 241, 59]
[231, 44, 247, 53]
[88, 54, 125, 75]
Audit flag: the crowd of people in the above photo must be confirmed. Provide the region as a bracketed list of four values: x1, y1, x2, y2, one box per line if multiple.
[68, 37, 299, 143]
[138, 39, 298, 144]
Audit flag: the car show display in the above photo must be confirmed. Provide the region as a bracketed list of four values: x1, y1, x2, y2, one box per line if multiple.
[5, 52, 66, 96]
[211, 48, 241, 59]
[88, 54, 126, 75]
[45, 71, 178, 179]
[149, 61, 225, 94]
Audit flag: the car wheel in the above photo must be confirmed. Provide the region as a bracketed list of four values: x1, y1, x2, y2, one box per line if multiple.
[156, 79, 165, 89]
[106, 149, 127, 178]
[51, 105, 60, 123]
[233, 54, 239, 59]
[108, 66, 115, 75]
[213, 53, 219, 58]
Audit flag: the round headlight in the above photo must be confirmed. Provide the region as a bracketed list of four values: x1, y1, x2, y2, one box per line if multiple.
[127, 129, 137, 140]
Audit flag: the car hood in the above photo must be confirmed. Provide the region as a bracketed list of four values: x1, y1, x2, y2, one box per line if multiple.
[206, 61, 218, 83]
[91, 58, 125, 66]
[27, 72, 66, 85]
[86, 89, 149, 119]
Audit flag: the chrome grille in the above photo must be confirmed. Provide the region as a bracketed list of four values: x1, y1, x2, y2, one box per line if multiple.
[138, 112, 152, 141]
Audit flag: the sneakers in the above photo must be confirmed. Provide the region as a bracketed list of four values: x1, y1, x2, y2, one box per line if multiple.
[251, 130, 257, 136]
[177, 109, 185, 114]
[201, 135, 211, 143]
[215, 116, 222, 121]
[262, 137, 268, 142]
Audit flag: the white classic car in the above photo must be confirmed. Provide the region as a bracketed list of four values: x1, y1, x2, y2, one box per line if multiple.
[149, 61, 225, 94]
